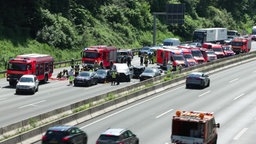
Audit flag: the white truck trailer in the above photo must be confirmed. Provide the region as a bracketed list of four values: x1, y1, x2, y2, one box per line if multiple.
[193, 28, 227, 44]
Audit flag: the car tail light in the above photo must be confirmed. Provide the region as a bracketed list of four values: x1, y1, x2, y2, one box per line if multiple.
[96, 141, 99, 144]
[62, 137, 70, 142]
[118, 142, 124, 144]
[42, 135, 47, 141]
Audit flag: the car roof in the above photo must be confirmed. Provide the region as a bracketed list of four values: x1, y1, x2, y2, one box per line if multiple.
[47, 125, 75, 131]
[21, 75, 35, 78]
[101, 128, 126, 136]
[188, 72, 204, 76]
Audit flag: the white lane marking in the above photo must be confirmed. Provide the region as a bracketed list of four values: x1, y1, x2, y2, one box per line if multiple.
[233, 93, 245, 101]
[229, 78, 239, 83]
[18, 100, 46, 109]
[198, 91, 211, 97]
[81, 86, 182, 129]
[156, 109, 173, 119]
[233, 128, 248, 140]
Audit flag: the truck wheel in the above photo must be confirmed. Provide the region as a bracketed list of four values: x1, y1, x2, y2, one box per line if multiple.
[43, 75, 48, 83]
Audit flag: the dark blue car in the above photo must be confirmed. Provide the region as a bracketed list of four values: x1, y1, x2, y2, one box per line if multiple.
[42, 125, 87, 144]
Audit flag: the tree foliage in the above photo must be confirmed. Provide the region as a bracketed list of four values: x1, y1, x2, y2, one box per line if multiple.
[0, 0, 255, 49]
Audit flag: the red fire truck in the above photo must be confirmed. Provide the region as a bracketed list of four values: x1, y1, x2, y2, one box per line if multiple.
[156, 47, 187, 70]
[202, 43, 225, 59]
[188, 47, 206, 64]
[171, 110, 220, 144]
[231, 37, 251, 54]
[181, 48, 197, 67]
[81, 45, 117, 68]
[7, 54, 54, 86]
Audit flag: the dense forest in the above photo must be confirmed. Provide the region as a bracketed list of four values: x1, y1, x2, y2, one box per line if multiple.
[0, 0, 256, 68]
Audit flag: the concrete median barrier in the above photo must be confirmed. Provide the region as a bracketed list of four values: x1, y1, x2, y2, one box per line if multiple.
[1, 52, 256, 144]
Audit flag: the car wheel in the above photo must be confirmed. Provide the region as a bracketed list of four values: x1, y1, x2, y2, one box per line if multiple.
[31, 88, 35, 94]
[36, 86, 39, 92]
[207, 80, 210, 87]
[186, 84, 189, 89]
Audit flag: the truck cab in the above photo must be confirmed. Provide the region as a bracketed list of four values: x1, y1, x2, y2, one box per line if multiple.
[171, 110, 220, 144]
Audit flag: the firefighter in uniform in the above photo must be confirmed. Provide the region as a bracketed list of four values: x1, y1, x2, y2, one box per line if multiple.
[144, 54, 148, 67]
[111, 69, 117, 85]
[74, 64, 80, 77]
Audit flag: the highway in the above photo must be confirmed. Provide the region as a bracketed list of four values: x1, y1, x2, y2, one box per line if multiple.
[0, 42, 255, 143]
[0, 56, 148, 127]
[71, 60, 256, 144]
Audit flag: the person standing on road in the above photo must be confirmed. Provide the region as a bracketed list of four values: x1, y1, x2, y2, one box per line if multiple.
[144, 54, 148, 67]
[127, 56, 131, 67]
[68, 68, 74, 86]
[140, 53, 144, 66]
[111, 69, 117, 85]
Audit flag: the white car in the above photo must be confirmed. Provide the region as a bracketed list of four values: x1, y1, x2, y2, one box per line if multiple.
[16, 75, 39, 94]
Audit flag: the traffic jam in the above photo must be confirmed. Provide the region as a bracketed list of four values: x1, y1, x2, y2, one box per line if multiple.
[4, 27, 255, 144]
[6, 28, 253, 92]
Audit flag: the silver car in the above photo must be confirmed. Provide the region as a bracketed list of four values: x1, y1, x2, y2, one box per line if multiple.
[16, 75, 39, 94]
[186, 72, 210, 89]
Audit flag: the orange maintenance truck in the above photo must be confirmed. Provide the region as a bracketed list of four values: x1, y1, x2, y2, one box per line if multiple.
[171, 110, 220, 144]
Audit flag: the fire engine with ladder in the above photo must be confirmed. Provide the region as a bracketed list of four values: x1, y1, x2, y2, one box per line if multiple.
[171, 110, 220, 144]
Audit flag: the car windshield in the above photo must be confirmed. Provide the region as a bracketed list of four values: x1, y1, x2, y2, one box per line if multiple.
[212, 48, 223, 52]
[8, 63, 28, 71]
[206, 51, 215, 55]
[144, 69, 154, 73]
[183, 54, 193, 59]
[20, 77, 33, 82]
[231, 42, 245, 46]
[222, 46, 232, 51]
[96, 70, 106, 75]
[83, 52, 99, 58]
[191, 50, 203, 57]
[173, 55, 184, 60]
[80, 72, 90, 77]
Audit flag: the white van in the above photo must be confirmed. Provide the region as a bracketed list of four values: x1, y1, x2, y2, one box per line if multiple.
[163, 38, 181, 46]
[112, 63, 133, 82]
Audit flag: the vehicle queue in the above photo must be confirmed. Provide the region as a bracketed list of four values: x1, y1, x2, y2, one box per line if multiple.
[5, 27, 254, 144]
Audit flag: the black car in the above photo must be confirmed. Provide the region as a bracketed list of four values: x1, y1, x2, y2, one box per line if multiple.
[74, 71, 98, 87]
[96, 128, 139, 144]
[139, 67, 161, 81]
[132, 65, 145, 79]
[42, 125, 87, 144]
[186, 72, 210, 89]
[96, 69, 111, 83]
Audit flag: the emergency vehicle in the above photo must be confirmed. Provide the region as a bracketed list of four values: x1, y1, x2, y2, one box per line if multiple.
[181, 48, 197, 66]
[7, 54, 54, 86]
[156, 47, 187, 70]
[200, 48, 217, 62]
[188, 47, 205, 64]
[202, 43, 225, 59]
[171, 110, 220, 144]
[230, 37, 251, 54]
[81, 45, 117, 69]
[221, 45, 235, 57]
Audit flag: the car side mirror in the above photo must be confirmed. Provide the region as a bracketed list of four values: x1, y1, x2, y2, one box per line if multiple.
[215, 123, 220, 128]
